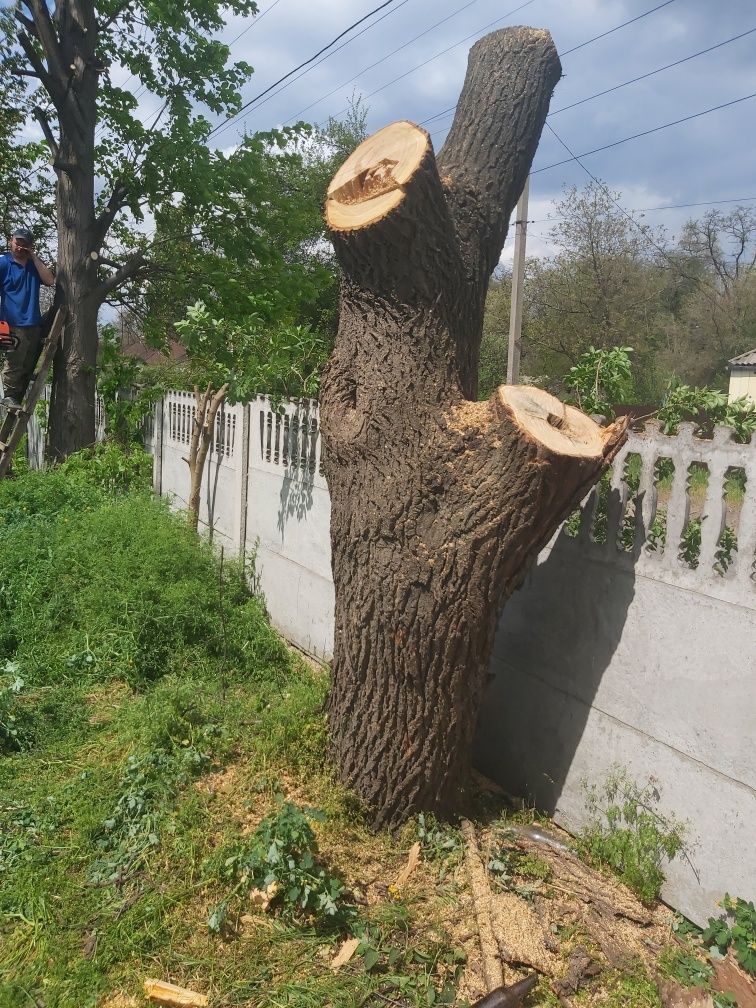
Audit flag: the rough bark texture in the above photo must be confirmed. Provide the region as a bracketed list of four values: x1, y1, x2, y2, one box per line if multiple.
[320, 27, 627, 830]
[16, 0, 146, 458]
[186, 384, 229, 532]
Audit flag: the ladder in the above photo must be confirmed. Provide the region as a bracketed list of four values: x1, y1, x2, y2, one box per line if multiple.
[0, 307, 67, 478]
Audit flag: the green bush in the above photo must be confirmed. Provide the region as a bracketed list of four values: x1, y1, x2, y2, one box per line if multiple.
[704, 895, 756, 975]
[205, 799, 356, 933]
[0, 462, 289, 691]
[579, 768, 687, 905]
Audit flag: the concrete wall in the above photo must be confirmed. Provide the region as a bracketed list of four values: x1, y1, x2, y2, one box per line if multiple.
[151, 393, 334, 658]
[151, 396, 756, 927]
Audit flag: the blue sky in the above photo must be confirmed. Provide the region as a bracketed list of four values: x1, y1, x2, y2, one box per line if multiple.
[167, 0, 756, 263]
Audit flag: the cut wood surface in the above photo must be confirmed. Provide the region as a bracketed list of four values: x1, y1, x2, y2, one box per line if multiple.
[143, 978, 209, 1007]
[321, 26, 628, 828]
[461, 819, 504, 991]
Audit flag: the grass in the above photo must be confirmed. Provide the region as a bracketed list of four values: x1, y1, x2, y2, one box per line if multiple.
[0, 451, 467, 1008]
[1, 447, 719, 1008]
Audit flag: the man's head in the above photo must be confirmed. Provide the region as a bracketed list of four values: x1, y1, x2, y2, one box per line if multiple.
[10, 228, 35, 258]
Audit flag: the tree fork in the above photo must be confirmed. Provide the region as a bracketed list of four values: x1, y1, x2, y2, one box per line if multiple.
[321, 27, 628, 830]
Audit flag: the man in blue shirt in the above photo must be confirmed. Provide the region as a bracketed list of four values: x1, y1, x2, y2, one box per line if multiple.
[0, 227, 55, 409]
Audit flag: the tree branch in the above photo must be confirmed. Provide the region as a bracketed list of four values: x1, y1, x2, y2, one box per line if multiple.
[93, 179, 130, 250]
[97, 0, 135, 33]
[88, 251, 148, 305]
[16, 28, 53, 90]
[437, 28, 561, 283]
[24, 0, 69, 87]
[33, 104, 60, 162]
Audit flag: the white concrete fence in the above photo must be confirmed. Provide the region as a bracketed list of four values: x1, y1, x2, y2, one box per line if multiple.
[145, 392, 756, 926]
[13, 390, 725, 925]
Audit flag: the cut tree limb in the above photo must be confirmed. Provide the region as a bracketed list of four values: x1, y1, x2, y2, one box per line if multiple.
[461, 820, 504, 992]
[321, 26, 627, 829]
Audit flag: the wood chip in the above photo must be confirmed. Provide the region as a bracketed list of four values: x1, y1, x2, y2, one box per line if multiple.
[331, 937, 361, 969]
[248, 881, 278, 911]
[143, 979, 209, 1007]
[393, 842, 421, 888]
[656, 979, 714, 1008]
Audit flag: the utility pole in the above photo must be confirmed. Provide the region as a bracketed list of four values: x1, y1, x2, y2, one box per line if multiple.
[507, 176, 529, 384]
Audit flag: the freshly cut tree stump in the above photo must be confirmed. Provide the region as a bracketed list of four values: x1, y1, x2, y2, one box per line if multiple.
[320, 27, 627, 830]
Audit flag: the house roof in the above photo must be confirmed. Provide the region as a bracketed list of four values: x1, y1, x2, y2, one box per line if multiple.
[729, 348, 756, 368]
[121, 337, 187, 365]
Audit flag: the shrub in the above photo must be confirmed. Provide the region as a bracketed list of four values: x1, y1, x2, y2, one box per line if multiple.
[205, 799, 356, 933]
[579, 768, 687, 904]
[0, 466, 288, 689]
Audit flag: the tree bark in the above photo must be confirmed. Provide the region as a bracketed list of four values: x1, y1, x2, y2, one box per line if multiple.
[186, 383, 229, 532]
[320, 27, 628, 830]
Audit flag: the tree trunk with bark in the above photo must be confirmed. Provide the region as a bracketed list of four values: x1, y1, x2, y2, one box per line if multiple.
[320, 27, 628, 830]
[185, 383, 229, 532]
[15, 0, 148, 459]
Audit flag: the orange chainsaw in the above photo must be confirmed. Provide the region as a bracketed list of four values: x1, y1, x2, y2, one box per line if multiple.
[0, 321, 19, 352]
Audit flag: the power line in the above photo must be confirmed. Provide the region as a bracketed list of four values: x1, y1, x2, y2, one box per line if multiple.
[532, 92, 756, 174]
[550, 27, 756, 116]
[529, 196, 756, 224]
[419, 0, 689, 129]
[322, 0, 538, 125]
[207, 0, 405, 140]
[541, 121, 732, 302]
[227, 0, 284, 47]
[218, 0, 414, 134]
[283, 0, 488, 126]
[560, 0, 676, 56]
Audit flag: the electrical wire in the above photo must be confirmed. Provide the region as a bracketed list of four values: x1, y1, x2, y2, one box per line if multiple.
[227, 0, 284, 47]
[529, 196, 756, 224]
[215, 0, 414, 134]
[532, 92, 756, 174]
[560, 0, 677, 56]
[541, 121, 732, 302]
[282, 0, 489, 125]
[323, 0, 538, 124]
[421, 16, 754, 129]
[550, 27, 756, 116]
[207, 0, 405, 140]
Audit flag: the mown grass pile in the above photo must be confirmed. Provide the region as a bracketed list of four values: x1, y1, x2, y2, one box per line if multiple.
[0, 447, 466, 1008]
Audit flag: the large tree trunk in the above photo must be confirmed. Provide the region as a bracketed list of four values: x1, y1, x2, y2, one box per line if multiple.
[320, 27, 628, 830]
[45, 0, 100, 461]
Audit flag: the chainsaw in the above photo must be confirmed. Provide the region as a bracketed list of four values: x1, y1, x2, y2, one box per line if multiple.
[0, 321, 19, 353]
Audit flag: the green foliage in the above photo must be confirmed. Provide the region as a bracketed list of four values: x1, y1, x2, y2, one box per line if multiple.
[704, 895, 756, 976]
[89, 695, 224, 888]
[416, 813, 464, 876]
[564, 345, 635, 417]
[579, 768, 687, 904]
[59, 441, 153, 494]
[658, 946, 714, 986]
[487, 842, 551, 903]
[353, 924, 466, 1006]
[175, 298, 328, 403]
[205, 799, 356, 933]
[0, 458, 289, 689]
[0, 663, 29, 753]
[97, 328, 171, 444]
[658, 382, 756, 443]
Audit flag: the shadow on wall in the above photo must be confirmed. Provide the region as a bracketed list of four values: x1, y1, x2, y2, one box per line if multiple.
[277, 403, 319, 538]
[474, 522, 637, 814]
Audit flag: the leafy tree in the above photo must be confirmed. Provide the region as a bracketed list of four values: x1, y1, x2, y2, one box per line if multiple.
[664, 209, 756, 386]
[0, 10, 55, 247]
[3, 0, 258, 458]
[514, 182, 671, 401]
[137, 103, 368, 355]
[563, 345, 634, 418]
